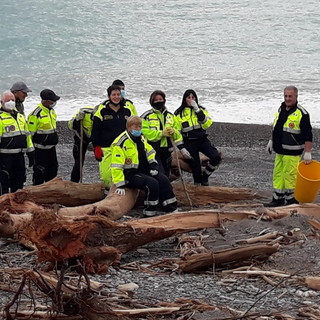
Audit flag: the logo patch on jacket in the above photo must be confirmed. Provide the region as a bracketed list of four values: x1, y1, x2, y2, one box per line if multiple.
[5, 125, 15, 132]
[125, 158, 132, 165]
[289, 122, 295, 129]
[104, 115, 113, 120]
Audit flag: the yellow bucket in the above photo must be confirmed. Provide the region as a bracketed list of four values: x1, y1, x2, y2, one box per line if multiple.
[294, 160, 320, 203]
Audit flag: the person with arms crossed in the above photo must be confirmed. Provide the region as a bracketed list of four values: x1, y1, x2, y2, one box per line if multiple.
[265, 85, 313, 207]
[27, 89, 60, 185]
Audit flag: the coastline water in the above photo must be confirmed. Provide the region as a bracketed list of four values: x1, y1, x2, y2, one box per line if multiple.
[1, 0, 320, 126]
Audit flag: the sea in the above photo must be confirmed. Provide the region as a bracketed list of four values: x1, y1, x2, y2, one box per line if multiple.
[1, 0, 319, 127]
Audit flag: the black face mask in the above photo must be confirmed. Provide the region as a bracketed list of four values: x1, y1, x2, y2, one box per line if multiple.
[152, 101, 165, 110]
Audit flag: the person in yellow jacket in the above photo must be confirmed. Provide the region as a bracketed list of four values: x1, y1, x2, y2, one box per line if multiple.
[174, 89, 222, 186]
[111, 116, 177, 216]
[91, 85, 135, 189]
[141, 90, 192, 177]
[27, 89, 60, 185]
[0, 91, 34, 194]
[68, 106, 98, 182]
[264, 86, 313, 207]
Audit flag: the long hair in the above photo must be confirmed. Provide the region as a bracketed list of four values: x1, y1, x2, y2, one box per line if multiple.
[175, 89, 199, 117]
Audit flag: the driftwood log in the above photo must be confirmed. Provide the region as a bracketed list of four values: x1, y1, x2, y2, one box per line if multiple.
[19, 210, 246, 273]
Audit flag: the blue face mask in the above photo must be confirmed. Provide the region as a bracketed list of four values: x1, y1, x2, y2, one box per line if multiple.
[121, 89, 126, 99]
[131, 129, 142, 137]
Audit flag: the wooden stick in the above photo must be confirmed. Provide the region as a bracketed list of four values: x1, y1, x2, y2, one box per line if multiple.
[170, 137, 192, 210]
[79, 119, 84, 183]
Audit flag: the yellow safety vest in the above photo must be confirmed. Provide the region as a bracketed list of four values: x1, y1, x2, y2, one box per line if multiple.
[0, 109, 34, 154]
[111, 131, 157, 187]
[141, 108, 183, 150]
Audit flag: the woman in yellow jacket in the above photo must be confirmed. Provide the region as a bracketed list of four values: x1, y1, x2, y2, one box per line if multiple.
[175, 89, 221, 186]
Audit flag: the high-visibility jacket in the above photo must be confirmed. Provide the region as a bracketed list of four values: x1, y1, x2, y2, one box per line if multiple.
[91, 102, 133, 148]
[124, 99, 137, 116]
[141, 108, 183, 151]
[111, 131, 158, 187]
[174, 106, 212, 140]
[273, 104, 313, 156]
[27, 104, 58, 149]
[68, 106, 96, 143]
[0, 109, 34, 154]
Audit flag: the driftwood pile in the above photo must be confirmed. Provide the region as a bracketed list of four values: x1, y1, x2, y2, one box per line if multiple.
[0, 176, 320, 319]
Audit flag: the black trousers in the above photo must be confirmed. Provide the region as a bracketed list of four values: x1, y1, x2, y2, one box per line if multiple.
[0, 153, 26, 195]
[184, 137, 221, 184]
[155, 148, 172, 178]
[70, 136, 89, 182]
[126, 172, 177, 211]
[33, 147, 58, 185]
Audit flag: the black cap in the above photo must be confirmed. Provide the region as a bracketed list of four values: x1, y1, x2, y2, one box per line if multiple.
[40, 89, 60, 101]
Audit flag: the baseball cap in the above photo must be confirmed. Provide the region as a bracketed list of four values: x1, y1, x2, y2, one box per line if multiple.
[10, 81, 32, 93]
[40, 89, 60, 101]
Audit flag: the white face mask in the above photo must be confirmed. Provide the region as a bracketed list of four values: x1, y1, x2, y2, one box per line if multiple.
[50, 101, 57, 108]
[3, 100, 15, 111]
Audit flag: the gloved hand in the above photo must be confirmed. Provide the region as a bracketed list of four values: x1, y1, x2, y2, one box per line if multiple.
[115, 188, 125, 196]
[75, 110, 85, 121]
[180, 148, 192, 160]
[190, 100, 200, 112]
[150, 170, 158, 176]
[27, 151, 35, 167]
[303, 151, 312, 164]
[94, 146, 103, 161]
[266, 140, 273, 154]
[163, 127, 173, 137]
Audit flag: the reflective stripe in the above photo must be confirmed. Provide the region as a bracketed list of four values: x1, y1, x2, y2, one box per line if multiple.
[181, 124, 201, 132]
[1, 131, 28, 138]
[273, 192, 285, 199]
[282, 144, 304, 150]
[148, 159, 158, 165]
[111, 163, 124, 169]
[144, 199, 159, 206]
[175, 140, 183, 147]
[123, 164, 139, 169]
[26, 146, 35, 153]
[0, 148, 26, 154]
[146, 149, 156, 157]
[34, 144, 55, 149]
[283, 127, 301, 134]
[115, 181, 126, 187]
[35, 129, 56, 134]
[162, 197, 177, 206]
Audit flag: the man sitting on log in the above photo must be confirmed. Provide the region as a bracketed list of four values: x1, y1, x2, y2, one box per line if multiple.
[110, 116, 178, 217]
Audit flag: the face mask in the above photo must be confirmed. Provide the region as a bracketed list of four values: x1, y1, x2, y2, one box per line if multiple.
[50, 101, 57, 108]
[152, 101, 165, 110]
[121, 90, 126, 99]
[3, 100, 15, 111]
[131, 129, 142, 137]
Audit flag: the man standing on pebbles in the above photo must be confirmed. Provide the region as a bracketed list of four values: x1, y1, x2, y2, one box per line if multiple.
[27, 89, 60, 185]
[265, 86, 313, 207]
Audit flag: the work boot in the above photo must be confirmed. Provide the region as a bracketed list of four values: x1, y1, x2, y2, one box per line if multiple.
[285, 198, 299, 205]
[201, 173, 209, 186]
[263, 198, 285, 207]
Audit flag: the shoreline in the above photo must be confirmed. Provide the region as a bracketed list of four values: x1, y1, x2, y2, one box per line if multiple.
[57, 121, 320, 148]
